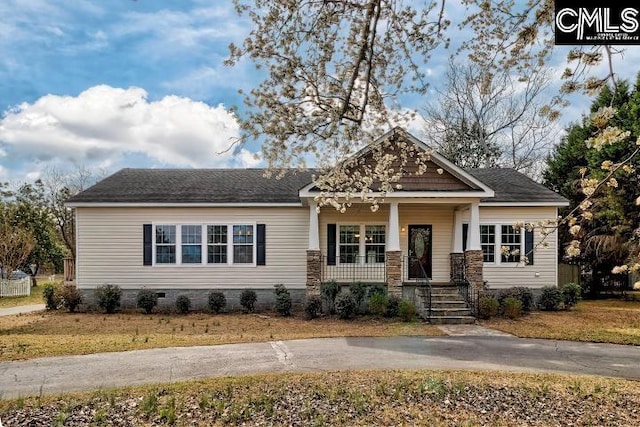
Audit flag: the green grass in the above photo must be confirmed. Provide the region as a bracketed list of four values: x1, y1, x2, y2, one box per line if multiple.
[0, 284, 43, 309]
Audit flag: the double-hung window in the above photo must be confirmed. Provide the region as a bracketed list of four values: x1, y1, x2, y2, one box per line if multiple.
[500, 225, 521, 263]
[480, 225, 495, 263]
[233, 225, 254, 264]
[338, 224, 386, 264]
[207, 225, 227, 264]
[181, 225, 202, 263]
[155, 225, 176, 264]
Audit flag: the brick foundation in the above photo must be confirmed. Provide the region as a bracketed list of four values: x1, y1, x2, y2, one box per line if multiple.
[306, 250, 322, 296]
[385, 251, 402, 298]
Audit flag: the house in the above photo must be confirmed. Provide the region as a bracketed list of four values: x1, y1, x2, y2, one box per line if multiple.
[67, 128, 568, 312]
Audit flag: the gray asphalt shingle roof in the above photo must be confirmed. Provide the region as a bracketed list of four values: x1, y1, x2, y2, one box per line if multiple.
[68, 167, 567, 205]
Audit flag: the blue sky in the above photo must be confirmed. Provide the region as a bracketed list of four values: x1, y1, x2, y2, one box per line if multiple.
[1, 0, 640, 183]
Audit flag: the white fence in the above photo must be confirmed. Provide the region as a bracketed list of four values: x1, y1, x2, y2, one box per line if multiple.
[0, 277, 31, 297]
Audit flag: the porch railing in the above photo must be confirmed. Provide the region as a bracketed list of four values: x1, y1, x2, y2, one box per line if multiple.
[404, 256, 432, 320]
[321, 256, 386, 282]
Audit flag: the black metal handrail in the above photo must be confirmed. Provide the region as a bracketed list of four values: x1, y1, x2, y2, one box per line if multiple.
[405, 256, 432, 321]
[321, 255, 386, 282]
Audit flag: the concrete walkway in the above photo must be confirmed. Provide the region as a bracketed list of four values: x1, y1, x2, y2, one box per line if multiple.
[2, 335, 640, 399]
[0, 304, 45, 317]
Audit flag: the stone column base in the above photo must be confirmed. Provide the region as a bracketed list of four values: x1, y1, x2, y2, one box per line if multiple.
[306, 250, 322, 297]
[386, 251, 403, 298]
[464, 250, 484, 291]
[450, 252, 465, 282]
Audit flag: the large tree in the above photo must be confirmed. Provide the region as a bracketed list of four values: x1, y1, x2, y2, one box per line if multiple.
[0, 203, 36, 281]
[422, 59, 556, 178]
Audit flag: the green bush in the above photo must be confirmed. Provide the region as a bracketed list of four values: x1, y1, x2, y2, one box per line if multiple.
[537, 286, 563, 311]
[321, 280, 340, 314]
[385, 294, 400, 318]
[502, 296, 522, 319]
[136, 289, 158, 314]
[398, 300, 417, 322]
[95, 284, 122, 314]
[497, 287, 534, 313]
[274, 284, 292, 316]
[304, 295, 323, 319]
[175, 295, 191, 314]
[208, 291, 227, 314]
[367, 284, 387, 298]
[369, 293, 389, 316]
[42, 281, 59, 310]
[240, 289, 258, 313]
[349, 282, 366, 314]
[58, 285, 83, 313]
[334, 292, 356, 319]
[478, 295, 499, 319]
[561, 282, 581, 310]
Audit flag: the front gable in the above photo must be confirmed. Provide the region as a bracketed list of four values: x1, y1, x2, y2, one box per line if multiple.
[300, 127, 494, 199]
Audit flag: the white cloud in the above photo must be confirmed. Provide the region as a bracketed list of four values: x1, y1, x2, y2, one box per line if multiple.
[0, 85, 259, 173]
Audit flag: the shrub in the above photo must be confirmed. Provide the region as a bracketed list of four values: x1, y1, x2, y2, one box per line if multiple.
[208, 291, 227, 314]
[497, 287, 534, 313]
[385, 294, 400, 318]
[478, 295, 499, 319]
[304, 295, 323, 319]
[537, 286, 563, 311]
[274, 284, 292, 316]
[350, 282, 366, 314]
[398, 300, 417, 322]
[561, 282, 581, 310]
[136, 289, 158, 314]
[367, 284, 387, 298]
[240, 289, 258, 313]
[502, 296, 522, 319]
[58, 285, 83, 313]
[175, 295, 191, 314]
[321, 280, 340, 314]
[95, 284, 122, 314]
[334, 292, 356, 319]
[369, 293, 389, 316]
[42, 281, 59, 310]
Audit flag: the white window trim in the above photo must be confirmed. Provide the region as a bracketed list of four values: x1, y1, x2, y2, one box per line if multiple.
[336, 223, 387, 265]
[152, 222, 257, 267]
[479, 223, 525, 266]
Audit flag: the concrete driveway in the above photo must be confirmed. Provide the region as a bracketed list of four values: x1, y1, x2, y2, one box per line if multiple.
[2, 333, 640, 399]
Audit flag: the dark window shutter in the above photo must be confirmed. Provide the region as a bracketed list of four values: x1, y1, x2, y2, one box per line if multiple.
[327, 223, 336, 265]
[462, 223, 468, 252]
[143, 224, 152, 266]
[257, 224, 266, 266]
[525, 227, 534, 265]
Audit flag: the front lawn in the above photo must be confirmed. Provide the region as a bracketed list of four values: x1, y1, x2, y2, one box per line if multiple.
[0, 311, 442, 361]
[483, 299, 640, 345]
[2, 370, 639, 426]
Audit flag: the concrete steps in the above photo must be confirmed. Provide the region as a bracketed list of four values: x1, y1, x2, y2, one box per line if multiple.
[415, 285, 475, 324]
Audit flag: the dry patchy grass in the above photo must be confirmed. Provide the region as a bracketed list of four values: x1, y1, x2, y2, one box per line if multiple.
[0, 285, 43, 309]
[2, 370, 639, 426]
[0, 311, 442, 361]
[484, 299, 640, 345]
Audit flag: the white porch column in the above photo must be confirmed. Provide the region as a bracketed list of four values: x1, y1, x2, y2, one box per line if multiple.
[452, 208, 464, 253]
[468, 202, 481, 251]
[387, 202, 400, 251]
[308, 203, 320, 251]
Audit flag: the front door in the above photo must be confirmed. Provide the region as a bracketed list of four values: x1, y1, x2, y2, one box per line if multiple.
[408, 225, 432, 279]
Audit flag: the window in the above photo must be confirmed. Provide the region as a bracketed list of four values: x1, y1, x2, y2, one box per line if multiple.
[233, 225, 254, 264]
[207, 225, 227, 264]
[480, 225, 495, 263]
[181, 225, 202, 263]
[155, 225, 176, 264]
[365, 225, 386, 263]
[339, 225, 360, 263]
[501, 225, 521, 263]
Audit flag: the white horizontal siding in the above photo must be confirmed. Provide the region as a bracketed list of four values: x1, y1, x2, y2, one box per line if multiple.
[76, 207, 308, 290]
[462, 206, 559, 289]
